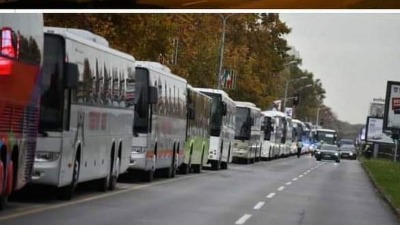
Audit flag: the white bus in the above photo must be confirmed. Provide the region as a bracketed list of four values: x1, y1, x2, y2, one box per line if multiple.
[292, 119, 307, 154]
[283, 116, 294, 156]
[129, 61, 187, 182]
[194, 88, 235, 170]
[315, 128, 338, 146]
[232, 101, 262, 164]
[261, 110, 286, 160]
[32, 27, 135, 200]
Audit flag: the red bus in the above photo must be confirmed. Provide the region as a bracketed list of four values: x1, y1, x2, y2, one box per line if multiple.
[0, 14, 44, 209]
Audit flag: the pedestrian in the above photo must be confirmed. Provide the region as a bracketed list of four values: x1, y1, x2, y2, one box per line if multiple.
[297, 139, 302, 158]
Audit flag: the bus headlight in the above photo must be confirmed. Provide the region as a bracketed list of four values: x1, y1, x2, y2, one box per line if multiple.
[349, 152, 353, 156]
[335, 152, 339, 156]
[35, 152, 60, 162]
[131, 147, 145, 154]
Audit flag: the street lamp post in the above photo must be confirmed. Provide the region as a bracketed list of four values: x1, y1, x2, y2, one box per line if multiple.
[283, 76, 308, 112]
[217, 14, 234, 90]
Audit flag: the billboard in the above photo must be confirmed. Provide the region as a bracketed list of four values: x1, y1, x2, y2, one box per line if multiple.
[383, 81, 400, 132]
[366, 116, 393, 144]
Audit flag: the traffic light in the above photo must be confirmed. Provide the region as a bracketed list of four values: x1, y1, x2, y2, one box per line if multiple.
[293, 93, 300, 105]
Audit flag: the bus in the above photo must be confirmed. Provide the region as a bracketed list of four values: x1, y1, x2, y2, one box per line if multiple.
[283, 116, 293, 157]
[232, 101, 262, 164]
[314, 128, 338, 146]
[292, 119, 307, 154]
[129, 61, 187, 182]
[0, 14, 44, 209]
[194, 88, 235, 170]
[180, 85, 212, 174]
[260, 110, 286, 160]
[32, 27, 135, 200]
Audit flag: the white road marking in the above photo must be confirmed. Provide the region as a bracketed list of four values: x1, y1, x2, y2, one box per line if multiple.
[235, 214, 252, 224]
[286, 182, 292, 185]
[253, 201, 265, 210]
[293, 177, 298, 181]
[307, 170, 311, 173]
[182, 0, 208, 6]
[299, 174, 303, 178]
[277, 186, 285, 191]
[266, 192, 276, 198]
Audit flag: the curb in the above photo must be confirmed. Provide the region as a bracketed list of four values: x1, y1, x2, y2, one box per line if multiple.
[360, 160, 400, 221]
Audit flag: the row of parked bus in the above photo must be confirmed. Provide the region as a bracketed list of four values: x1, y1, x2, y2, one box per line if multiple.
[0, 14, 338, 209]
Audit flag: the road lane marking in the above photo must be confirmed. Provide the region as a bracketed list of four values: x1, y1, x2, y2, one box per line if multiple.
[286, 182, 292, 185]
[307, 170, 311, 173]
[0, 172, 215, 221]
[299, 175, 303, 178]
[253, 201, 265, 210]
[266, 192, 276, 198]
[182, 0, 208, 6]
[235, 214, 252, 224]
[293, 177, 298, 181]
[277, 186, 285, 191]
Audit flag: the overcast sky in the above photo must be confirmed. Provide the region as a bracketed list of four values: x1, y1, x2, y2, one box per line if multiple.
[280, 13, 400, 124]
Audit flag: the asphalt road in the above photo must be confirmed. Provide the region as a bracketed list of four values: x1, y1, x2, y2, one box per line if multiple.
[0, 155, 398, 225]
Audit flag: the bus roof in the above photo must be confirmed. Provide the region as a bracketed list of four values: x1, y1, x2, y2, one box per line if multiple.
[261, 110, 287, 118]
[136, 61, 187, 84]
[234, 101, 260, 111]
[317, 128, 337, 133]
[194, 88, 229, 99]
[45, 26, 134, 61]
[187, 85, 212, 100]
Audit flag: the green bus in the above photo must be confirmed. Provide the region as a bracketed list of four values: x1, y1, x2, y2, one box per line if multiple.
[180, 86, 212, 174]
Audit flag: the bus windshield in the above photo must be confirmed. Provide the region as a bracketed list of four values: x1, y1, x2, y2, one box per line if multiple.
[316, 131, 337, 145]
[203, 93, 222, 136]
[235, 107, 250, 139]
[39, 34, 64, 132]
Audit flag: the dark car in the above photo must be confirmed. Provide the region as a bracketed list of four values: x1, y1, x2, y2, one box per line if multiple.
[315, 144, 340, 163]
[339, 144, 357, 160]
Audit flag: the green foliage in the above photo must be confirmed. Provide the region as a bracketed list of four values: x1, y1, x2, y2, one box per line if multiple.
[44, 13, 328, 122]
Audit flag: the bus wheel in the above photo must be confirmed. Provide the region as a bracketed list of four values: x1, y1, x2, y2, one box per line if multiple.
[6, 161, 14, 195]
[109, 156, 120, 191]
[193, 149, 205, 174]
[180, 147, 192, 175]
[59, 157, 79, 200]
[143, 155, 156, 182]
[0, 160, 5, 210]
[143, 169, 154, 182]
[169, 152, 177, 178]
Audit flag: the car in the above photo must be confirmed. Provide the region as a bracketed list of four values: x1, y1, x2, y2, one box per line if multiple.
[339, 138, 354, 147]
[315, 144, 341, 163]
[339, 144, 357, 160]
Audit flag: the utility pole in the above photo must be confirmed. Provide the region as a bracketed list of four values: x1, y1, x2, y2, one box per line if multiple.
[217, 14, 234, 89]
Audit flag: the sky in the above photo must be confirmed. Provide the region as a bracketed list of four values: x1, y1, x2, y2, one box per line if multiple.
[280, 13, 400, 124]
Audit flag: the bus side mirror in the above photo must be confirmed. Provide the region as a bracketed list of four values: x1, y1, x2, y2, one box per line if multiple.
[149, 86, 158, 104]
[221, 102, 227, 116]
[65, 62, 79, 89]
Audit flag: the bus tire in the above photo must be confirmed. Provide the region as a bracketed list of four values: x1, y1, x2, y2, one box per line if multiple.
[0, 195, 6, 210]
[220, 161, 228, 170]
[143, 169, 154, 182]
[193, 148, 205, 173]
[211, 161, 219, 170]
[59, 156, 80, 200]
[6, 161, 14, 195]
[109, 156, 120, 191]
[0, 161, 4, 195]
